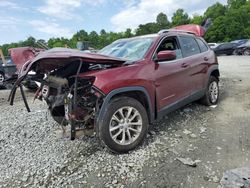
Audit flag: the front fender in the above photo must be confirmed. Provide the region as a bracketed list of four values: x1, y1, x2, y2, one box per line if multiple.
[95, 86, 155, 135]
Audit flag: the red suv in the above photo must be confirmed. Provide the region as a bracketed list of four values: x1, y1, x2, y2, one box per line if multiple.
[9, 26, 219, 153]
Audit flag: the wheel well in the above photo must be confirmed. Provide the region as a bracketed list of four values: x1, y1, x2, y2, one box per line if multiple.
[0, 71, 4, 76]
[110, 91, 151, 122]
[211, 69, 220, 80]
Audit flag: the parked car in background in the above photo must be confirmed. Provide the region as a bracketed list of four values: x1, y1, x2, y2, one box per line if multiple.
[208, 43, 220, 49]
[230, 39, 248, 46]
[0, 57, 16, 88]
[213, 42, 238, 55]
[9, 24, 220, 153]
[234, 40, 250, 55]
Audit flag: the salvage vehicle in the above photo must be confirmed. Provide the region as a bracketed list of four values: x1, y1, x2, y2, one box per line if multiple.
[213, 42, 238, 55]
[9, 24, 220, 153]
[0, 49, 16, 88]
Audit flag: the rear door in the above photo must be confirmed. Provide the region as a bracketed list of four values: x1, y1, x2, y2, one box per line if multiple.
[154, 36, 193, 110]
[178, 35, 207, 93]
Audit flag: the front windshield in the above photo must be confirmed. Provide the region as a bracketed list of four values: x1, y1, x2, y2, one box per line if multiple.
[98, 38, 154, 61]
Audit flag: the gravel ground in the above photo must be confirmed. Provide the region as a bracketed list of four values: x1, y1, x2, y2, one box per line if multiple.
[0, 56, 250, 188]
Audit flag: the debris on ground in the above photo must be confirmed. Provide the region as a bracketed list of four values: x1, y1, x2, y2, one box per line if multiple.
[183, 129, 192, 135]
[189, 133, 197, 138]
[199, 127, 207, 134]
[210, 105, 217, 108]
[176, 157, 199, 167]
[212, 175, 220, 183]
[216, 146, 222, 150]
[220, 166, 250, 188]
[183, 108, 193, 113]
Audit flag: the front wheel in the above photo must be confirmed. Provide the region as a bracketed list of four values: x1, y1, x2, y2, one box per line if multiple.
[99, 97, 149, 153]
[200, 76, 219, 106]
[0, 72, 5, 88]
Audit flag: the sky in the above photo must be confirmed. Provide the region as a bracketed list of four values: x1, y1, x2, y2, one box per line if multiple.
[0, 0, 227, 45]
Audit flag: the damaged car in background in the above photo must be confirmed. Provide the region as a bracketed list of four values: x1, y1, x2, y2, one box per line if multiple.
[8, 47, 45, 89]
[9, 23, 220, 153]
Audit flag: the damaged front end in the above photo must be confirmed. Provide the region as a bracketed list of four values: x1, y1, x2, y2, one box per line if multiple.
[9, 48, 126, 139]
[40, 74, 104, 139]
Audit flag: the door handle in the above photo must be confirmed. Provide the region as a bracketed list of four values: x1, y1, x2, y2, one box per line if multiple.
[204, 57, 209, 61]
[181, 63, 189, 68]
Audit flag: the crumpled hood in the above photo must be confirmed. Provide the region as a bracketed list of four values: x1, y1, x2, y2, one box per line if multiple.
[30, 48, 126, 66]
[12, 48, 127, 86]
[18, 48, 126, 75]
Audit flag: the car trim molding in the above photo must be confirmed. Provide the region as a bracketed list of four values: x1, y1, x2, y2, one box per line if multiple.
[157, 88, 205, 119]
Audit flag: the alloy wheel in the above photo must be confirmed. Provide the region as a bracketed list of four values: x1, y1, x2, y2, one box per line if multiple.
[109, 106, 143, 145]
[0, 73, 4, 84]
[209, 81, 218, 103]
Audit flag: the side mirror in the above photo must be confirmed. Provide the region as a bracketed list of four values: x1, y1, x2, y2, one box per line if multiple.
[156, 50, 176, 62]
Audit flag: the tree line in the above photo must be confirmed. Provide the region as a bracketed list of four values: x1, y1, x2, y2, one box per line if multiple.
[1, 0, 249, 56]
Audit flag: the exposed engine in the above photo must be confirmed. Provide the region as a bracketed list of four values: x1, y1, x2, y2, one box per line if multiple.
[28, 60, 107, 139]
[36, 73, 103, 139]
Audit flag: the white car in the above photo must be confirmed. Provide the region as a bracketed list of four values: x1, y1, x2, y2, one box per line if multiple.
[208, 43, 220, 49]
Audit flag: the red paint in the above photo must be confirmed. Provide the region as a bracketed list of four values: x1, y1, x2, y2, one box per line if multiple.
[8, 47, 44, 72]
[13, 25, 218, 115]
[172, 24, 206, 37]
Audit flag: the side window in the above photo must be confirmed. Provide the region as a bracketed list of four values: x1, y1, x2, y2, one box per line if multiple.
[157, 37, 183, 60]
[196, 38, 208, 52]
[179, 36, 200, 57]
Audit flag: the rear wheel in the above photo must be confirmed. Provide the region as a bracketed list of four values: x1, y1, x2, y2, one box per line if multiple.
[99, 97, 149, 153]
[200, 76, 219, 106]
[243, 49, 250, 56]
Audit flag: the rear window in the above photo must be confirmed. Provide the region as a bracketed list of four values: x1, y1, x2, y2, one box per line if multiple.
[179, 36, 200, 57]
[196, 38, 208, 52]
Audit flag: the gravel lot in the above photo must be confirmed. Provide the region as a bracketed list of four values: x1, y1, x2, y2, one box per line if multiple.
[0, 56, 250, 188]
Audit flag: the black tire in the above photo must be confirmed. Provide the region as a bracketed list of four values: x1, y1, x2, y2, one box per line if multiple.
[243, 49, 250, 56]
[49, 106, 67, 126]
[200, 76, 219, 106]
[0, 72, 5, 88]
[99, 97, 149, 153]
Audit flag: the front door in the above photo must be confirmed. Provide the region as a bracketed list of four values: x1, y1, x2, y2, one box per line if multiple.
[154, 37, 193, 111]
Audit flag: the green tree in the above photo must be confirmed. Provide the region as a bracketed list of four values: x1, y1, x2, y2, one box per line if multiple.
[156, 12, 170, 29]
[88, 31, 99, 48]
[100, 29, 107, 36]
[190, 14, 204, 25]
[205, 0, 250, 42]
[204, 2, 226, 20]
[227, 0, 246, 9]
[124, 28, 133, 38]
[171, 9, 190, 26]
[21, 36, 36, 47]
[135, 22, 159, 35]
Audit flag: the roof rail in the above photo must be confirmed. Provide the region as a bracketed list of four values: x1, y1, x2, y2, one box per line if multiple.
[158, 29, 196, 35]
